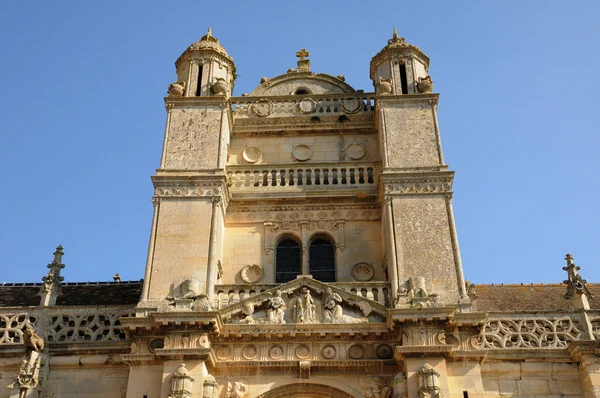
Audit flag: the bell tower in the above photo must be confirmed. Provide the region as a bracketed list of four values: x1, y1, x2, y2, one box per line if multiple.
[140, 29, 234, 303]
[373, 30, 468, 307]
[370, 29, 432, 95]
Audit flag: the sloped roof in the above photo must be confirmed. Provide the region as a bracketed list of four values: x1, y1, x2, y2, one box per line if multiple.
[472, 283, 600, 312]
[0, 281, 142, 307]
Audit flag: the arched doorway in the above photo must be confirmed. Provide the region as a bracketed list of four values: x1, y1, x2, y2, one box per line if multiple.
[257, 383, 357, 398]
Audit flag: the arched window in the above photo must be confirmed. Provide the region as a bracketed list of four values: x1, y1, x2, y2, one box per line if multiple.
[309, 238, 335, 282]
[275, 239, 301, 283]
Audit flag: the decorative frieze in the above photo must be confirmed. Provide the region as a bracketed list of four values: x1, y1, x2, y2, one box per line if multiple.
[482, 316, 583, 349]
[0, 307, 133, 346]
[226, 206, 380, 225]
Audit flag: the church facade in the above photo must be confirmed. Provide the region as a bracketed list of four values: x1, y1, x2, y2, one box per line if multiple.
[1, 30, 599, 398]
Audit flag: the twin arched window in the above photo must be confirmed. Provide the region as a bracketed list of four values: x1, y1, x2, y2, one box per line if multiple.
[275, 237, 335, 283]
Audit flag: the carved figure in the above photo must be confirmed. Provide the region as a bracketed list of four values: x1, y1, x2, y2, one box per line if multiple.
[168, 81, 186, 97]
[239, 301, 257, 324]
[267, 289, 286, 324]
[227, 381, 248, 398]
[375, 77, 393, 95]
[417, 75, 434, 94]
[323, 287, 343, 322]
[295, 287, 316, 323]
[212, 78, 229, 96]
[362, 377, 393, 398]
[9, 329, 47, 396]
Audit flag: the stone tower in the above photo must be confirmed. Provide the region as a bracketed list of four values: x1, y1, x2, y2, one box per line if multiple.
[140, 29, 468, 311]
[1, 29, 598, 398]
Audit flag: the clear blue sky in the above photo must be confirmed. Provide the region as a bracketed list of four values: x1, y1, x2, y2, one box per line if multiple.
[1, 2, 598, 285]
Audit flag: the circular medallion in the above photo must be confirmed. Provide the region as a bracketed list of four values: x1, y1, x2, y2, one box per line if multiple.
[352, 262, 375, 282]
[345, 143, 366, 160]
[216, 346, 232, 360]
[340, 98, 362, 114]
[292, 144, 312, 161]
[321, 345, 336, 359]
[252, 99, 274, 117]
[299, 98, 316, 114]
[242, 345, 258, 360]
[242, 147, 262, 163]
[375, 344, 393, 359]
[269, 346, 284, 360]
[241, 264, 264, 284]
[348, 344, 365, 359]
[295, 344, 311, 359]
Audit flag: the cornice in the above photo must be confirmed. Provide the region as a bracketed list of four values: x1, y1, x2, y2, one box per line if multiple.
[165, 96, 229, 109]
[374, 93, 439, 105]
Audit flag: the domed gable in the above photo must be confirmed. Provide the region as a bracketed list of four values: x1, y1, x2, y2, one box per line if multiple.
[248, 71, 355, 96]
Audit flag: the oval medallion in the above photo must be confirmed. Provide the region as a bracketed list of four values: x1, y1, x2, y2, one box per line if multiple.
[269, 345, 284, 360]
[321, 345, 336, 359]
[345, 143, 366, 160]
[242, 345, 258, 360]
[348, 344, 365, 359]
[242, 147, 262, 163]
[375, 344, 393, 359]
[216, 346, 232, 360]
[295, 344, 311, 359]
[292, 144, 312, 161]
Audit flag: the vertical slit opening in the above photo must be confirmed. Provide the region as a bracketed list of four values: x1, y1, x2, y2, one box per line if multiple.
[463, 392, 469, 398]
[399, 62, 408, 95]
[196, 64, 203, 96]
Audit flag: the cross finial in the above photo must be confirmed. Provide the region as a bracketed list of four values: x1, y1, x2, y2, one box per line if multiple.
[207, 27, 212, 37]
[296, 48, 310, 61]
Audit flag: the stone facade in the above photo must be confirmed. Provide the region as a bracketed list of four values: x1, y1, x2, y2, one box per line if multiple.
[1, 29, 598, 398]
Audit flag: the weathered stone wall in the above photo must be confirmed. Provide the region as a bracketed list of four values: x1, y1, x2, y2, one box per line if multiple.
[163, 107, 222, 169]
[392, 196, 461, 303]
[381, 102, 441, 168]
[481, 361, 584, 397]
[147, 199, 213, 299]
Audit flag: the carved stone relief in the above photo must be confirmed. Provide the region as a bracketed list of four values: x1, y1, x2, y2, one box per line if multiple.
[221, 279, 385, 325]
[240, 264, 264, 284]
[361, 377, 392, 398]
[227, 381, 248, 398]
[252, 99, 274, 117]
[8, 329, 48, 396]
[396, 277, 438, 308]
[352, 262, 375, 282]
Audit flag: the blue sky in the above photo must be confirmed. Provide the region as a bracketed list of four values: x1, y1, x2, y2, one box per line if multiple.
[1, 1, 598, 285]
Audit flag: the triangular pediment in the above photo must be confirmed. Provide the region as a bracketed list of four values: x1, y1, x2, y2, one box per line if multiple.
[218, 277, 387, 325]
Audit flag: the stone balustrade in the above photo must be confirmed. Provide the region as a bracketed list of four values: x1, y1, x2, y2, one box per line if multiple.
[231, 93, 376, 119]
[213, 281, 390, 309]
[227, 163, 379, 195]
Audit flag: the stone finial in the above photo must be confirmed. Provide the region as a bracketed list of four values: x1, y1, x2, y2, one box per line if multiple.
[296, 48, 311, 72]
[563, 253, 593, 302]
[168, 363, 194, 398]
[113, 273, 121, 282]
[388, 28, 405, 45]
[38, 245, 65, 306]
